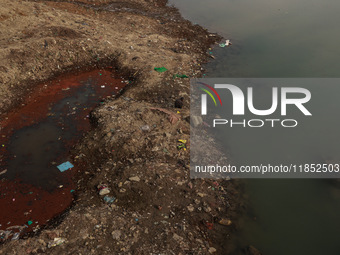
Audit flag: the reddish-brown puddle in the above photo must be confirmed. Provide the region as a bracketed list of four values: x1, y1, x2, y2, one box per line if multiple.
[0, 68, 127, 241]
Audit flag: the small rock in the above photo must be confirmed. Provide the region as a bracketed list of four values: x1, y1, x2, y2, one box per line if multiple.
[197, 192, 206, 197]
[111, 230, 121, 240]
[129, 176, 140, 182]
[209, 247, 217, 253]
[37, 239, 46, 247]
[219, 218, 232, 226]
[204, 206, 212, 213]
[141, 125, 150, 132]
[187, 204, 195, 212]
[173, 233, 183, 242]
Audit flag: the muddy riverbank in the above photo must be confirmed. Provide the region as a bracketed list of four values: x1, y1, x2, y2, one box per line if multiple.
[0, 0, 241, 254]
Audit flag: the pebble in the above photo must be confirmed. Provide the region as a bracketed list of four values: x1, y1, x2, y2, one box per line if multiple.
[197, 192, 206, 197]
[129, 176, 140, 182]
[187, 205, 194, 212]
[173, 233, 183, 242]
[219, 218, 232, 226]
[111, 230, 121, 240]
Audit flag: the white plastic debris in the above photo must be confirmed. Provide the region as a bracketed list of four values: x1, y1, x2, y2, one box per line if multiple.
[48, 237, 66, 248]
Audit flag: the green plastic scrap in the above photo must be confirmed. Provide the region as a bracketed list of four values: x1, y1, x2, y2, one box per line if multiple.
[219, 43, 226, 47]
[154, 67, 168, 73]
[177, 143, 186, 150]
[173, 74, 189, 78]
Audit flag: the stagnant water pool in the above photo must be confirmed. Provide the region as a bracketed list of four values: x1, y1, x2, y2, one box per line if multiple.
[0, 68, 127, 240]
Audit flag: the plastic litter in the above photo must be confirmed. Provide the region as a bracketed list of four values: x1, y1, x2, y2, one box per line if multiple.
[97, 184, 110, 196]
[57, 161, 74, 172]
[27, 221, 33, 226]
[103, 195, 116, 204]
[11, 232, 20, 240]
[48, 237, 66, 248]
[141, 125, 150, 132]
[173, 74, 188, 78]
[177, 139, 187, 150]
[0, 230, 12, 240]
[177, 143, 186, 150]
[219, 39, 231, 47]
[154, 67, 168, 73]
[206, 222, 214, 230]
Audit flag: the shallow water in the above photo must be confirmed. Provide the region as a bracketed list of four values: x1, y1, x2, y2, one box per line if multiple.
[169, 0, 340, 77]
[0, 69, 126, 240]
[170, 0, 340, 254]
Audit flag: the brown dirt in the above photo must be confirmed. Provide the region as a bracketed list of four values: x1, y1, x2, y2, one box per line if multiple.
[0, 0, 241, 254]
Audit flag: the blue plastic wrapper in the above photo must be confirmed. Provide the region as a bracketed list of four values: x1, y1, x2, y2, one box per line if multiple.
[57, 161, 74, 172]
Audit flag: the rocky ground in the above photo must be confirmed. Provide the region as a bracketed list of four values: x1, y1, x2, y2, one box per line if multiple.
[0, 0, 244, 254]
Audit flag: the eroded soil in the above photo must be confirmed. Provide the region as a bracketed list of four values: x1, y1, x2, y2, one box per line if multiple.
[0, 0, 241, 254]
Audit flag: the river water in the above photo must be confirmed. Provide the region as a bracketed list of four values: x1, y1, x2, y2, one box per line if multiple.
[170, 0, 340, 254]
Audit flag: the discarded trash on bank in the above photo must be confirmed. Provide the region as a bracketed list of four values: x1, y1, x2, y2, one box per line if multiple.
[48, 237, 66, 248]
[154, 67, 168, 73]
[103, 195, 116, 204]
[57, 161, 74, 172]
[219, 39, 232, 47]
[98, 184, 110, 196]
[177, 139, 187, 151]
[173, 74, 188, 78]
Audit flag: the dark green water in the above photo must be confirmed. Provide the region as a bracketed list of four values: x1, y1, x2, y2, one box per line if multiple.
[170, 0, 340, 254]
